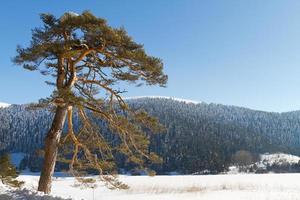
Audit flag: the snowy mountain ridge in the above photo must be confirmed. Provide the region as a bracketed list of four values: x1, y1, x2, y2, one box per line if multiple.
[124, 96, 201, 104]
[0, 102, 10, 108]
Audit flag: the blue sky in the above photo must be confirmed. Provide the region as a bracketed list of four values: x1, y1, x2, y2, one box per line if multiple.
[1, 0, 300, 112]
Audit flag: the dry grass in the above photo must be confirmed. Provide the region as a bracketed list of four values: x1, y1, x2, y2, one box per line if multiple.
[124, 182, 258, 195]
[125, 185, 206, 194]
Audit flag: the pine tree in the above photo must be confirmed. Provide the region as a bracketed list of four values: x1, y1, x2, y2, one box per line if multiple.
[13, 11, 167, 194]
[0, 154, 24, 188]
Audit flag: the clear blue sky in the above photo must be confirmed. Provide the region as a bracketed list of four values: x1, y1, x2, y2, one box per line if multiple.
[1, 0, 300, 112]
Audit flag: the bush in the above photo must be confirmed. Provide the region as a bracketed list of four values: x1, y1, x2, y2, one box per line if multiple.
[0, 153, 24, 187]
[231, 150, 255, 167]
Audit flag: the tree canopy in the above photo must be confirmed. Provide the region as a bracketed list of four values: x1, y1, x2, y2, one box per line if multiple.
[14, 11, 167, 192]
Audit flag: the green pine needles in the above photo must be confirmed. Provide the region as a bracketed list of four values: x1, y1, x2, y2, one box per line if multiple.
[0, 154, 24, 188]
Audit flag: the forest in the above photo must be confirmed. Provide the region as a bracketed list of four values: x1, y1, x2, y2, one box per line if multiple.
[1, 97, 300, 174]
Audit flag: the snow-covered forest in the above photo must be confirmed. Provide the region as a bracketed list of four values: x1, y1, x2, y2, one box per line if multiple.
[2, 97, 300, 174]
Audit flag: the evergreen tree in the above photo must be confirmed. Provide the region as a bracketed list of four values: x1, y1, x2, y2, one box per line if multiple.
[0, 154, 24, 188]
[14, 11, 167, 194]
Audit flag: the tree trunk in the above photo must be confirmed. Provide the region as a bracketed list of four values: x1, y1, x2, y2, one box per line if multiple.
[38, 106, 68, 194]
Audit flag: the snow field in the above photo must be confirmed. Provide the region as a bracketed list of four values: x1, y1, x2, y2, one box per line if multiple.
[4, 173, 300, 200]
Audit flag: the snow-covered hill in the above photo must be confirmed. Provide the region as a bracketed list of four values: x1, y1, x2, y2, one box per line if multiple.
[0, 102, 10, 108]
[228, 153, 300, 174]
[124, 96, 201, 104]
[260, 153, 300, 166]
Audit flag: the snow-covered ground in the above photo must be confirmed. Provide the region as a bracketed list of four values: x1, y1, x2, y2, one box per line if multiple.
[2, 173, 300, 200]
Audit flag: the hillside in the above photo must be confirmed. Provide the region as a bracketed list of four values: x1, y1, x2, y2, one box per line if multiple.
[2, 97, 300, 173]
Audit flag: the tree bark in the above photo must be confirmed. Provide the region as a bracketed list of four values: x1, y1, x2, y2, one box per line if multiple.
[38, 106, 68, 194]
